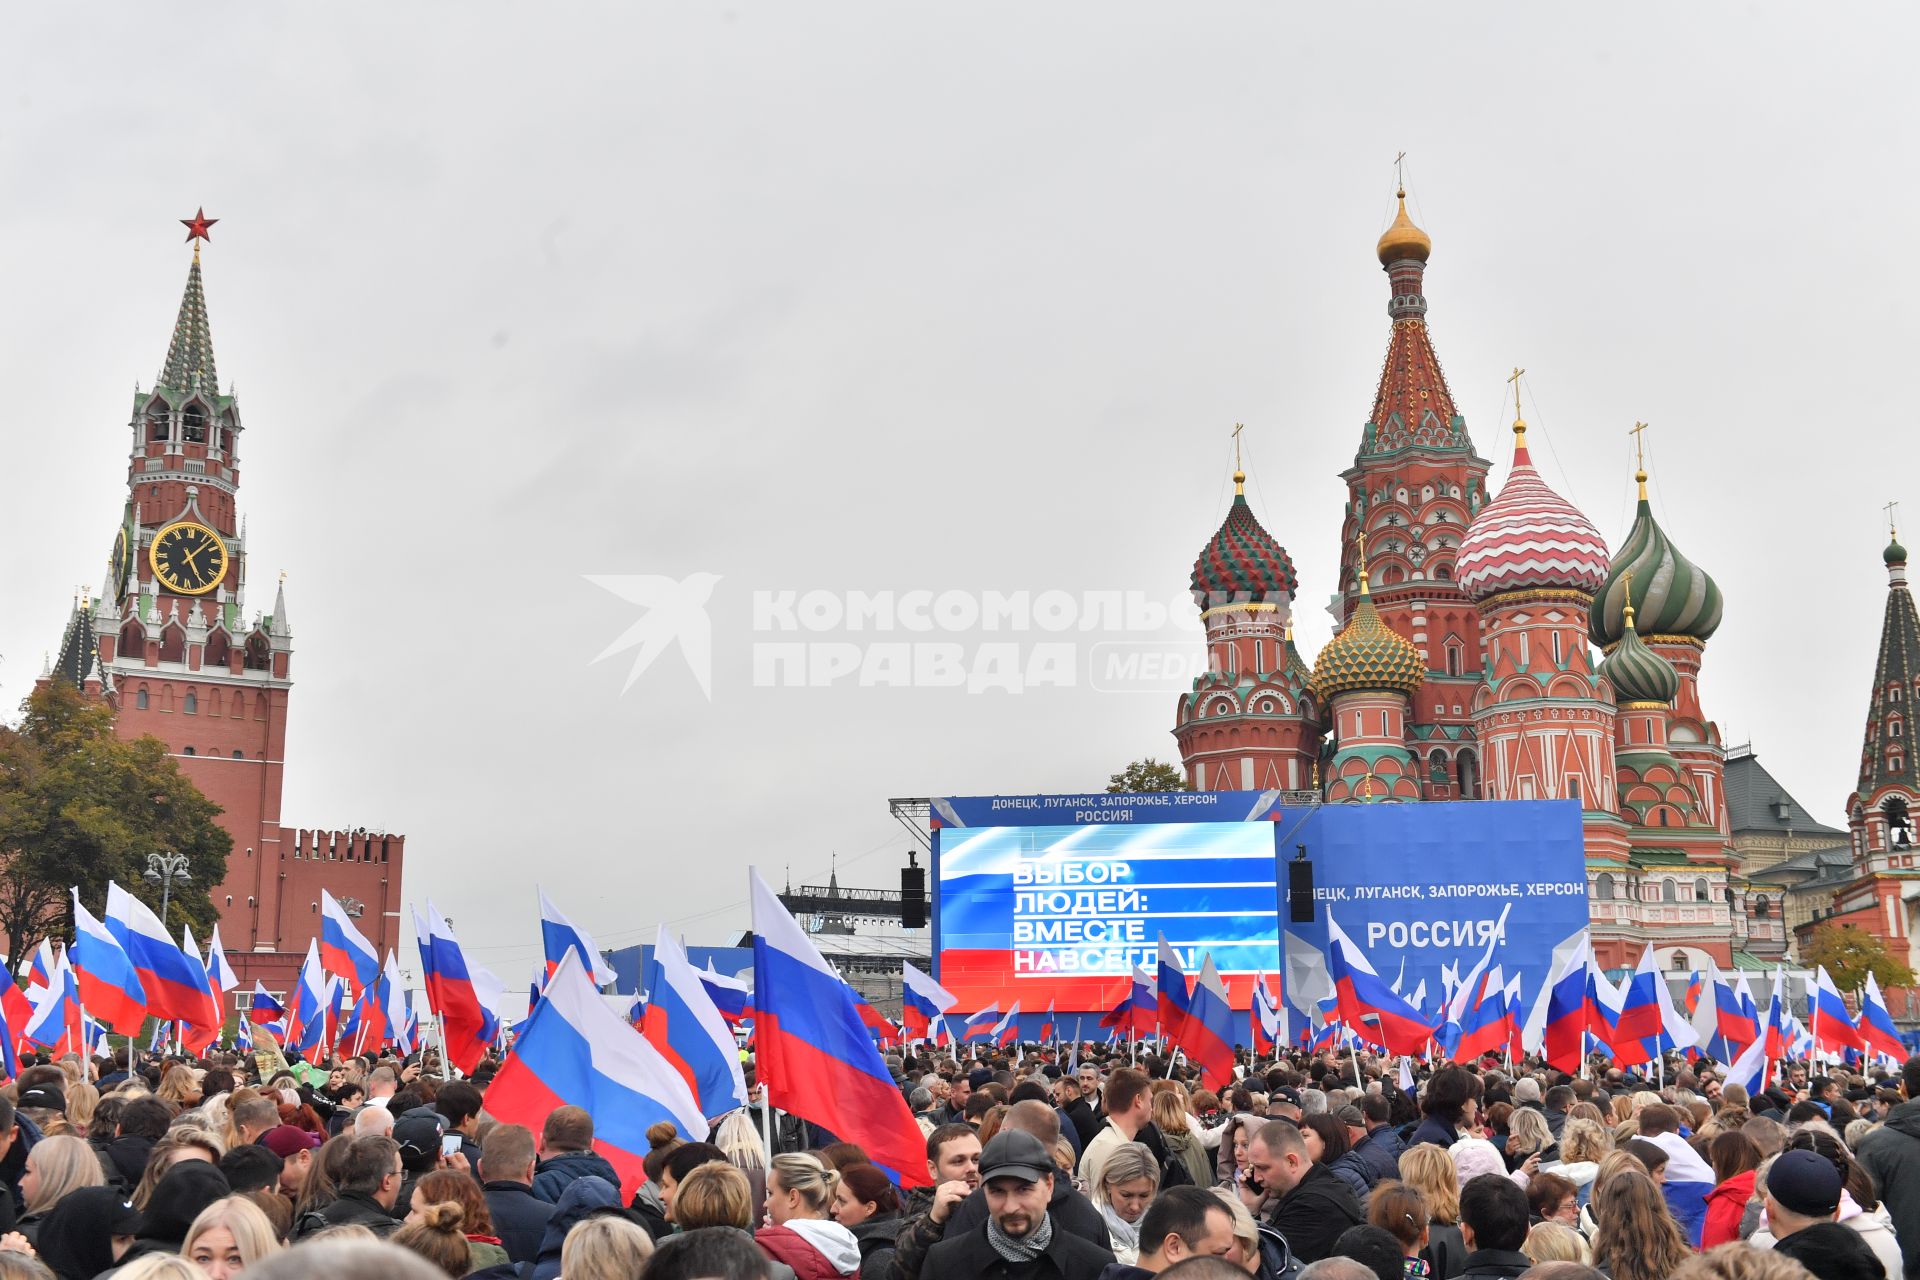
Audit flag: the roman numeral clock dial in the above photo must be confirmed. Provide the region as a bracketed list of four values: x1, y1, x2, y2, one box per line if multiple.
[149, 520, 230, 595]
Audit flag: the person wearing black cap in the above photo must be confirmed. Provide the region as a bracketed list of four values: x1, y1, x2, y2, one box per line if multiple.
[1857, 1056, 1920, 1279]
[919, 1130, 1114, 1280]
[1764, 1149, 1886, 1280]
[34, 1185, 142, 1280]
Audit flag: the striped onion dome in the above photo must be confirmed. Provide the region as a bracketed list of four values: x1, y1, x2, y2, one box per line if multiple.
[1191, 480, 1299, 609]
[1457, 428, 1611, 602]
[1310, 573, 1426, 700]
[1600, 597, 1679, 705]
[1589, 480, 1724, 647]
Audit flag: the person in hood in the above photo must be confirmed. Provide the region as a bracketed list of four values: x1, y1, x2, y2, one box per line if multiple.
[756, 1153, 862, 1279]
[918, 1130, 1114, 1280]
[1453, 1176, 1533, 1280]
[526, 1174, 621, 1280]
[529, 1106, 620, 1206]
[34, 1185, 142, 1280]
[1762, 1149, 1888, 1280]
[127, 1159, 231, 1258]
[1855, 1055, 1920, 1279]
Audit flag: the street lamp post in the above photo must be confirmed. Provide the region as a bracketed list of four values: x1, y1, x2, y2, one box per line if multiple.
[144, 851, 192, 925]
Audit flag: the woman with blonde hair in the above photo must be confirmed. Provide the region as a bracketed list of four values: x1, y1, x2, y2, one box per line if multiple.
[64, 1082, 100, 1139]
[18, 1135, 105, 1241]
[1589, 1169, 1690, 1280]
[1091, 1142, 1159, 1264]
[673, 1162, 755, 1231]
[390, 1202, 470, 1279]
[1367, 1181, 1430, 1276]
[1521, 1221, 1591, 1265]
[1208, 1187, 1268, 1277]
[756, 1152, 859, 1277]
[1505, 1108, 1555, 1171]
[157, 1065, 202, 1109]
[1551, 1118, 1610, 1204]
[712, 1109, 770, 1215]
[183, 1195, 284, 1279]
[111, 1259, 202, 1280]
[220, 1088, 261, 1152]
[560, 1215, 656, 1280]
[1151, 1085, 1211, 1189]
[1397, 1145, 1465, 1279]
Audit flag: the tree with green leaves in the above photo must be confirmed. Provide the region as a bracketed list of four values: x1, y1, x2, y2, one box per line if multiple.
[1801, 922, 1916, 998]
[0, 681, 232, 964]
[1107, 758, 1189, 793]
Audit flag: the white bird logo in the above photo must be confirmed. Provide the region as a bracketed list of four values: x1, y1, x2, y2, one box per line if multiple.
[585, 573, 722, 699]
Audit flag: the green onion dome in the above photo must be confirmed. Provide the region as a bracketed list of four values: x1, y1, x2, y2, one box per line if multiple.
[1600, 596, 1679, 705]
[1589, 476, 1723, 647]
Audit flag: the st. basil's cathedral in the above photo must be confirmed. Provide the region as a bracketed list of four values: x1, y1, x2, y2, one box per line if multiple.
[1173, 186, 1890, 984]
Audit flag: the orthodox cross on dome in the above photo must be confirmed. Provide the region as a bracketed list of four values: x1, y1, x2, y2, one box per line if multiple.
[1887, 499, 1901, 539]
[1231, 422, 1246, 496]
[1394, 151, 1406, 189]
[1629, 421, 1651, 499]
[1508, 367, 1527, 445]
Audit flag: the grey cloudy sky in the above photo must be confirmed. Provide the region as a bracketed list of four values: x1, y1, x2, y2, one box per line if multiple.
[2, 5, 1911, 980]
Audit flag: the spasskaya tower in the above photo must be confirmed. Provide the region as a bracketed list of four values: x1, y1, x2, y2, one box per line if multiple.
[46, 213, 406, 1000]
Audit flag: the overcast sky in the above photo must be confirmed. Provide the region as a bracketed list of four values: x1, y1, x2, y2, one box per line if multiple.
[2, 5, 1911, 982]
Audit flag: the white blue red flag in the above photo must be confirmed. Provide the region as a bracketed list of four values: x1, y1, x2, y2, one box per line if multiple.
[319, 891, 382, 998]
[104, 881, 215, 1027]
[698, 962, 752, 1027]
[413, 902, 489, 1073]
[640, 926, 747, 1119]
[1326, 911, 1433, 1054]
[1182, 954, 1236, 1091]
[749, 868, 928, 1187]
[489, 948, 706, 1198]
[1859, 972, 1905, 1063]
[538, 889, 618, 987]
[1812, 966, 1866, 1055]
[70, 888, 145, 1032]
[960, 1004, 1000, 1042]
[902, 962, 955, 1041]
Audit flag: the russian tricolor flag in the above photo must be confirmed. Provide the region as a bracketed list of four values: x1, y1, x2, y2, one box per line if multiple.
[1039, 1000, 1055, 1044]
[641, 926, 747, 1120]
[490, 948, 707, 1198]
[319, 891, 382, 998]
[902, 962, 954, 1041]
[1251, 973, 1281, 1054]
[206, 925, 239, 998]
[414, 902, 490, 1073]
[1642, 1128, 1715, 1244]
[176, 926, 224, 1054]
[1812, 966, 1866, 1055]
[1157, 936, 1192, 1043]
[538, 889, 618, 988]
[23, 948, 81, 1057]
[103, 880, 212, 1027]
[1612, 944, 1665, 1047]
[990, 1001, 1022, 1046]
[1542, 930, 1593, 1074]
[285, 941, 330, 1062]
[1182, 955, 1236, 1091]
[699, 962, 753, 1027]
[1326, 912, 1434, 1055]
[249, 981, 286, 1027]
[960, 1004, 1000, 1043]
[26, 941, 53, 996]
[1727, 1025, 1771, 1097]
[749, 869, 929, 1188]
[70, 888, 145, 1032]
[1099, 967, 1156, 1037]
[1859, 972, 1905, 1063]
[1453, 964, 1509, 1062]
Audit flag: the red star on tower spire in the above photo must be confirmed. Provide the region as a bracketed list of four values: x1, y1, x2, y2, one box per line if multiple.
[180, 207, 218, 244]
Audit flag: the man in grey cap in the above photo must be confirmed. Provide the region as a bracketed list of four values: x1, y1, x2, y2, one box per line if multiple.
[918, 1129, 1114, 1280]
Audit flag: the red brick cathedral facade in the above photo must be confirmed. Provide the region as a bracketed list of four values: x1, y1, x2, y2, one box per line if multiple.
[1175, 191, 1749, 971]
[46, 233, 403, 1001]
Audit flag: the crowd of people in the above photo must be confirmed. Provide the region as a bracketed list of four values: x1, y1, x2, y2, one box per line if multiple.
[0, 1040, 1916, 1280]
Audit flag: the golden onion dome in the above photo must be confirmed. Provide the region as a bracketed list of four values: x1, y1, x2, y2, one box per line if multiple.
[1310, 561, 1427, 701]
[1376, 187, 1432, 265]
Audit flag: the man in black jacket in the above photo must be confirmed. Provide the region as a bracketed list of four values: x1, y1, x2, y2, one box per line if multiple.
[97, 1096, 170, 1192]
[479, 1123, 554, 1265]
[301, 1136, 402, 1239]
[943, 1102, 1106, 1250]
[1455, 1175, 1533, 1280]
[1239, 1119, 1362, 1265]
[920, 1130, 1113, 1280]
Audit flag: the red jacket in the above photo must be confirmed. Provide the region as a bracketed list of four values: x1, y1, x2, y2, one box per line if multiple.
[756, 1223, 859, 1280]
[1702, 1170, 1756, 1249]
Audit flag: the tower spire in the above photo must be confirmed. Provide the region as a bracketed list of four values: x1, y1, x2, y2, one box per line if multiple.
[159, 210, 220, 396]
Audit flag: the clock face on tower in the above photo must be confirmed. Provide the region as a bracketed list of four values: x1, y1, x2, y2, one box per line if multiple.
[149, 521, 230, 595]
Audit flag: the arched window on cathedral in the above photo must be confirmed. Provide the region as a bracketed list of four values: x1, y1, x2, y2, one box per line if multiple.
[1456, 749, 1480, 800]
[1672, 950, 1690, 972]
[1893, 717, 1906, 738]
[1661, 879, 1678, 903]
[1885, 796, 1912, 847]
[1567, 776, 1581, 803]
[1695, 877, 1711, 902]
[135, 686, 149, 711]
[1595, 872, 1615, 900]
[1755, 893, 1771, 918]
[146, 402, 169, 442]
[1445, 639, 1464, 677]
[181, 402, 207, 444]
